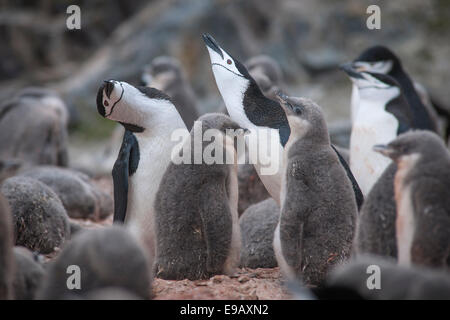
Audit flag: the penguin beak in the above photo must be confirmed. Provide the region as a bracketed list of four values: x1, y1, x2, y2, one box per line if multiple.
[339, 63, 364, 79]
[202, 33, 224, 59]
[103, 80, 115, 99]
[373, 144, 395, 158]
[275, 90, 289, 104]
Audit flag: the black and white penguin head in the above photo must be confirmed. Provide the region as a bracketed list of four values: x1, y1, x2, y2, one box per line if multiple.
[373, 130, 445, 162]
[141, 56, 183, 88]
[348, 45, 401, 75]
[96, 80, 175, 133]
[276, 93, 328, 144]
[342, 69, 400, 102]
[203, 33, 251, 92]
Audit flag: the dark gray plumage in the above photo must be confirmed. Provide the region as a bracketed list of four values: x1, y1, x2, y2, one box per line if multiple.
[237, 164, 270, 215]
[142, 56, 199, 129]
[39, 226, 152, 299]
[0, 193, 14, 300]
[239, 198, 279, 268]
[353, 163, 398, 259]
[1, 176, 70, 254]
[323, 255, 450, 300]
[20, 166, 113, 220]
[274, 95, 357, 287]
[245, 55, 283, 100]
[0, 88, 69, 170]
[374, 130, 450, 271]
[154, 113, 242, 280]
[12, 246, 45, 300]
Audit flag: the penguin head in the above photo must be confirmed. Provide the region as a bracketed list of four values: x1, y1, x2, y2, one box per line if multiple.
[276, 92, 328, 144]
[141, 56, 182, 88]
[203, 33, 251, 85]
[349, 45, 401, 75]
[198, 113, 248, 135]
[345, 71, 401, 101]
[373, 130, 445, 162]
[96, 80, 175, 133]
[246, 55, 283, 87]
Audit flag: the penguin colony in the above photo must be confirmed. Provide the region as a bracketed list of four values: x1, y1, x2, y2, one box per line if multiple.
[0, 34, 449, 300]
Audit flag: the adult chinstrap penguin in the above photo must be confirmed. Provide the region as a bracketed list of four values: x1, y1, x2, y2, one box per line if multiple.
[96, 80, 187, 261]
[203, 33, 363, 209]
[341, 68, 413, 195]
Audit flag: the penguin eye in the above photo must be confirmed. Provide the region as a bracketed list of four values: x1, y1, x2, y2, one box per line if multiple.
[227, 59, 232, 65]
[293, 106, 302, 115]
[104, 100, 109, 107]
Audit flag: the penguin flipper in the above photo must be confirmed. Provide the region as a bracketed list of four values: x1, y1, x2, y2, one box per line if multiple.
[199, 186, 233, 274]
[112, 130, 139, 223]
[331, 144, 364, 210]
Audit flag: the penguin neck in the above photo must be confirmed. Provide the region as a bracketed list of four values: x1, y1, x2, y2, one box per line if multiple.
[389, 67, 434, 130]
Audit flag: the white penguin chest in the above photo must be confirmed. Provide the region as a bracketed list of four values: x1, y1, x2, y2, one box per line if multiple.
[350, 101, 398, 195]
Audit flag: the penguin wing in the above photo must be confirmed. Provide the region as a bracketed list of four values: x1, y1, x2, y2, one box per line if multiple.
[198, 182, 233, 273]
[331, 145, 364, 210]
[112, 130, 139, 223]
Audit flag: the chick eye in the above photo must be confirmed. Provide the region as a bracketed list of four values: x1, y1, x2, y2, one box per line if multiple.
[104, 100, 109, 107]
[294, 106, 302, 115]
[227, 59, 232, 65]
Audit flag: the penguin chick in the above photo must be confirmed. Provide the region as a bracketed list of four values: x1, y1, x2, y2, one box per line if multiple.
[154, 113, 244, 280]
[0, 192, 14, 300]
[96, 80, 187, 262]
[38, 226, 152, 299]
[142, 56, 199, 130]
[239, 198, 280, 268]
[353, 163, 398, 259]
[12, 246, 45, 300]
[273, 95, 357, 286]
[245, 55, 283, 100]
[323, 255, 450, 300]
[374, 130, 450, 271]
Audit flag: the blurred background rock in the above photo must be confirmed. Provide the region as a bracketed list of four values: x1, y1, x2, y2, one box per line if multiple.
[1, 0, 449, 172]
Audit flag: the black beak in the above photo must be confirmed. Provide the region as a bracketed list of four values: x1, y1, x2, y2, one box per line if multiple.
[372, 144, 394, 158]
[104, 80, 114, 99]
[202, 33, 224, 59]
[339, 62, 364, 79]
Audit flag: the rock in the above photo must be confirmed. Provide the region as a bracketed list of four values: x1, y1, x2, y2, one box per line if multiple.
[12, 246, 46, 300]
[21, 166, 113, 220]
[39, 226, 152, 300]
[238, 164, 270, 215]
[1, 176, 70, 254]
[240, 198, 279, 268]
[0, 88, 69, 168]
[0, 193, 14, 299]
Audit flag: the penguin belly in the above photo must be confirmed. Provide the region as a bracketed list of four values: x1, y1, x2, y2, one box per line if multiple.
[350, 104, 398, 195]
[125, 136, 174, 261]
[350, 83, 360, 124]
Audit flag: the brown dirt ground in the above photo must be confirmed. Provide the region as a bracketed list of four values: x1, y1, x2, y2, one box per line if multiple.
[64, 176, 292, 300]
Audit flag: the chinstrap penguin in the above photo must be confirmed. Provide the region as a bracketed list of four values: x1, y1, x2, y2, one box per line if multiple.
[341, 69, 413, 195]
[273, 94, 357, 286]
[342, 45, 440, 133]
[154, 113, 243, 280]
[96, 80, 187, 261]
[203, 33, 363, 209]
[374, 130, 450, 271]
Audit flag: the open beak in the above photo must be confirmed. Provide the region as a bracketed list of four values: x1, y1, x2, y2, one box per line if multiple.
[373, 144, 395, 158]
[339, 62, 364, 79]
[202, 33, 224, 59]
